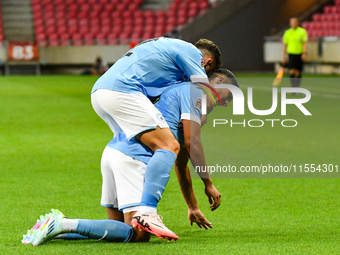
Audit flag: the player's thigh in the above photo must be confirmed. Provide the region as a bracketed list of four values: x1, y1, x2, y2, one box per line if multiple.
[91, 89, 169, 139]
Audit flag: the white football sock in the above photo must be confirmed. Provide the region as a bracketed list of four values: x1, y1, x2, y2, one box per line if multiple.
[62, 219, 79, 233]
[139, 206, 157, 214]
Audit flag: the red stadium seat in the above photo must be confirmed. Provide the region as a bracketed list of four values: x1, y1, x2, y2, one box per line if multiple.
[309, 22, 321, 30]
[112, 25, 122, 35]
[119, 32, 130, 44]
[301, 22, 309, 30]
[324, 5, 332, 14]
[155, 25, 165, 34]
[144, 10, 154, 19]
[57, 25, 67, 35]
[131, 32, 142, 40]
[133, 25, 144, 34]
[128, 3, 139, 12]
[89, 11, 100, 19]
[168, 2, 177, 11]
[188, 8, 198, 18]
[46, 26, 56, 35]
[60, 34, 71, 45]
[124, 18, 133, 26]
[42, 0, 53, 5]
[48, 33, 59, 47]
[134, 17, 144, 26]
[44, 4, 54, 13]
[145, 17, 155, 26]
[142, 31, 153, 41]
[34, 18, 44, 26]
[79, 26, 89, 35]
[155, 10, 166, 18]
[134, 10, 143, 19]
[79, 19, 89, 28]
[156, 17, 166, 26]
[178, 16, 187, 25]
[67, 19, 77, 27]
[100, 11, 111, 20]
[165, 24, 175, 33]
[167, 16, 176, 27]
[153, 31, 164, 38]
[55, 0, 65, 6]
[68, 4, 78, 13]
[89, 25, 100, 35]
[56, 11, 66, 20]
[88, 0, 97, 5]
[116, 4, 126, 12]
[323, 22, 335, 30]
[68, 25, 78, 34]
[45, 18, 56, 27]
[36, 33, 46, 41]
[144, 25, 154, 34]
[90, 18, 100, 27]
[101, 25, 111, 36]
[84, 33, 95, 45]
[77, 0, 87, 5]
[108, 33, 119, 45]
[67, 11, 77, 19]
[96, 33, 107, 45]
[72, 33, 83, 45]
[124, 25, 133, 35]
[101, 18, 111, 27]
[335, 23, 340, 30]
[35, 25, 45, 34]
[65, 0, 75, 5]
[179, 2, 188, 11]
[123, 10, 133, 19]
[44, 11, 54, 20]
[199, 1, 210, 10]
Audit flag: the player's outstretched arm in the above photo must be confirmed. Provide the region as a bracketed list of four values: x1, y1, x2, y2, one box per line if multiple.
[182, 120, 221, 211]
[174, 147, 212, 229]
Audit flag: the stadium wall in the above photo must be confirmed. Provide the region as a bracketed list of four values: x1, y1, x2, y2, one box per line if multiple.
[181, 0, 326, 71]
[39, 45, 129, 64]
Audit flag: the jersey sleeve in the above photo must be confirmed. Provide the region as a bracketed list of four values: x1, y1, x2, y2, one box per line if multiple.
[175, 47, 208, 80]
[302, 29, 308, 42]
[179, 86, 202, 125]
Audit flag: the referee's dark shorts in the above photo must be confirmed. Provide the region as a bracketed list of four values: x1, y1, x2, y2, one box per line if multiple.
[288, 54, 303, 71]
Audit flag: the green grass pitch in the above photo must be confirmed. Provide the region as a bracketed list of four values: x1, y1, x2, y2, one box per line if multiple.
[0, 74, 339, 254]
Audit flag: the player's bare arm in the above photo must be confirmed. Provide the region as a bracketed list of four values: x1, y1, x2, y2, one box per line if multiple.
[182, 119, 221, 211]
[175, 147, 212, 230]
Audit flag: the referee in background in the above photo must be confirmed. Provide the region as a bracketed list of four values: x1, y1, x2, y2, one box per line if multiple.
[282, 17, 308, 89]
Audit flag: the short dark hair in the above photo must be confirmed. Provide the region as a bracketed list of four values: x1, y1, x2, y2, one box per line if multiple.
[208, 68, 239, 101]
[195, 39, 222, 69]
[208, 68, 239, 88]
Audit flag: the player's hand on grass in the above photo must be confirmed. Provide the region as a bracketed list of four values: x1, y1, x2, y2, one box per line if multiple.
[205, 185, 221, 211]
[188, 208, 212, 230]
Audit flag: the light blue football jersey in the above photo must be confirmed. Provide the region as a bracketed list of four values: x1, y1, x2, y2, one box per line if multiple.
[91, 37, 207, 97]
[106, 82, 204, 164]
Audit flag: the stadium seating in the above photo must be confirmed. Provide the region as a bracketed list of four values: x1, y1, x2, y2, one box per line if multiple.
[31, 0, 211, 46]
[302, 0, 340, 39]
